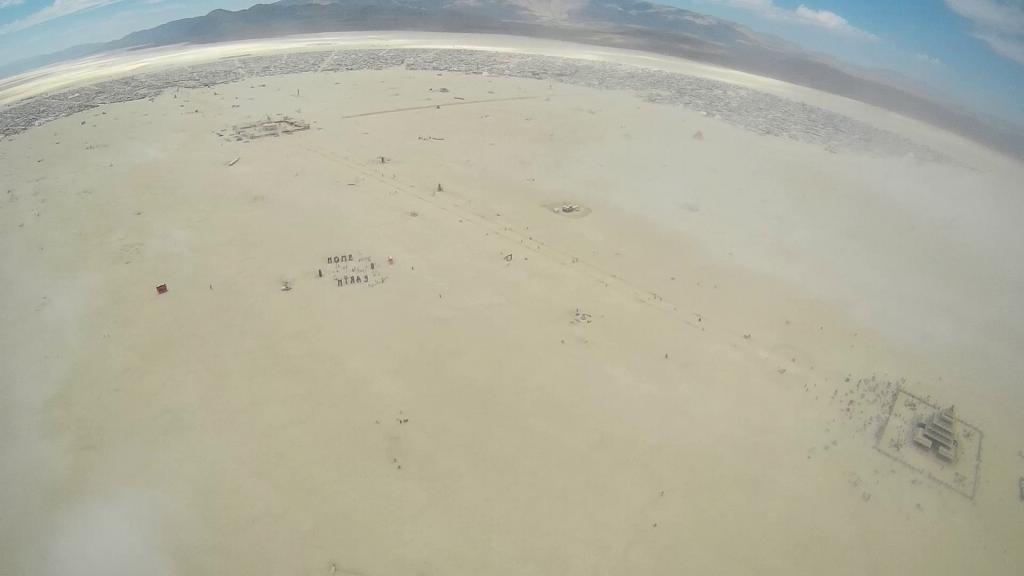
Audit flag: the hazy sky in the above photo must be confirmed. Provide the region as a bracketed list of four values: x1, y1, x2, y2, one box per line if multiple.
[0, 0, 1022, 124]
[672, 0, 1024, 125]
[0, 0, 258, 65]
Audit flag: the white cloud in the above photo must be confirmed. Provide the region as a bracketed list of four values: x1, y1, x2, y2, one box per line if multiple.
[914, 52, 943, 66]
[0, 0, 126, 36]
[976, 29, 1024, 64]
[946, 0, 1024, 65]
[794, 5, 848, 30]
[1, 0, 26, 8]
[716, 0, 878, 40]
[946, 0, 1024, 33]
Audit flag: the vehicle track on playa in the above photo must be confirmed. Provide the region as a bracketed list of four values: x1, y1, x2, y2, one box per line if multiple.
[299, 136, 811, 380]
[305, 133, 838, 567]
[340, 95, 539, 118]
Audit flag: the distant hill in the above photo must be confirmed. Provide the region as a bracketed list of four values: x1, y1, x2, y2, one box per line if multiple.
[2, 0, 1020, 157]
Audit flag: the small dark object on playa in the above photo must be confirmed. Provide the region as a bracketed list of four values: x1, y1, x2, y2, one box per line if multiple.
[692, 130, 704, 140]
[156, 284, 168, 295]
[318, 269, 323, 278]
[1019, 477, 1023, 502]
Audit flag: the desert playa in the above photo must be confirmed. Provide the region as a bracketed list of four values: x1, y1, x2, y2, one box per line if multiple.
[1, 32, 1022, 575]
